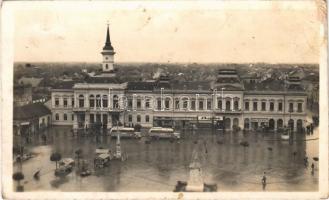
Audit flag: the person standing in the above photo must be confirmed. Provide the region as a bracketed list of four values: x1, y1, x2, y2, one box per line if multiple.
[311, 163, 315, 175]
[262, 172, 267, 190]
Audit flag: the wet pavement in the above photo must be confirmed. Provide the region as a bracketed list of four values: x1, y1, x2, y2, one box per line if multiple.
[13, 126, 319, 192]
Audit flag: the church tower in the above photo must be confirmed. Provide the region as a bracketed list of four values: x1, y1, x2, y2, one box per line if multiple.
[101, 24, 115, 72]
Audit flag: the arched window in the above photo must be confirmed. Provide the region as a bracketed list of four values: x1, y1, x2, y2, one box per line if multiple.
[182, 98, 189, 109]
[128, 115, 132, 122]
[165, 97, 171, 110]
[270, 102, 274, 111]
[78, 95, 84, 108]
[55, 113, 59, 120]
[63, 97, 68, 107]
[234, 100, 239, 110]
[175, 98, 180, 110]
[105, 64, 108, 69]
[218, 100, 222, 110]
[89, 95, 95, 108]
[102, 95, 108, 108]
[145, 98, 151, 109]
[225, 100, 231, 111]
[55, 97, 59, 107]
[113, 95, 119, 109]
[156, 97, 162, 110]
[96, 95, 101, 108]
[137, 115, 141, 123]
[63, 113, 67, 121]
[145, 115, 150, 122]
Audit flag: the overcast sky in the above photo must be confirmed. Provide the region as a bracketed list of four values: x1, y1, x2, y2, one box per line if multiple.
[10, 1, 321, 63]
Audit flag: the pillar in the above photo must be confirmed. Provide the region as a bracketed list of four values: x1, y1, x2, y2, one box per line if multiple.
[231, 98, 234, 111]
[222, 98, 226, 111]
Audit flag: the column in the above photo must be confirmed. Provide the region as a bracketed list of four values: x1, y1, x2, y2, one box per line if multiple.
[213, 95, 217, 110]
[231, 98, 234, 111]
[223, 98, 226, 111]
[196, 96, 199, 111]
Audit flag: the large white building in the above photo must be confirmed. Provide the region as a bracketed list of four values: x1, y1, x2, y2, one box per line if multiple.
[51, 26, 308, 132]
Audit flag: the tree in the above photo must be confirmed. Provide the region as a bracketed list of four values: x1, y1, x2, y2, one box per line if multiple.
[50, 152, 62, 169]
[13, 172, 24, 191]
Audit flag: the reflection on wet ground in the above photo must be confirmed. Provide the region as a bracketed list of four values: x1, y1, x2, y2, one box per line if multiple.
[13, 126, 319, 192]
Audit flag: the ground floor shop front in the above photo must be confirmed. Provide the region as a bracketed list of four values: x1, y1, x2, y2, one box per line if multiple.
[67, 111, 309, 133]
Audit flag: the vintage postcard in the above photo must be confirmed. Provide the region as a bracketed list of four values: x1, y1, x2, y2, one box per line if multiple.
[1, 0, 328, 199]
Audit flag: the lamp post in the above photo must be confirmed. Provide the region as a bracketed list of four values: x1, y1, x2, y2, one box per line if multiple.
[221, 87, 226, 132]
[118, 96, 128, 127]
[212, 89, 217, 135]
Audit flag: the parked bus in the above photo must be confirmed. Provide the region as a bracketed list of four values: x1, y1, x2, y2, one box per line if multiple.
[148, 127, 180, 140]
[109, 127, 141, 139]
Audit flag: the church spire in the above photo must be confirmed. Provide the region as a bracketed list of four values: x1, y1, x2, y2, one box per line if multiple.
[103, 24, 114, 51]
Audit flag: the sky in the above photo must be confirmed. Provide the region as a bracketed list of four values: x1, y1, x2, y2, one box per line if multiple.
[9, 1, 322, 63]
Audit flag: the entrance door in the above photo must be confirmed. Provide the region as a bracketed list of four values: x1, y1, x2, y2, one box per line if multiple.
[269, 119, 275, 130]
[224, 118, 231, 130]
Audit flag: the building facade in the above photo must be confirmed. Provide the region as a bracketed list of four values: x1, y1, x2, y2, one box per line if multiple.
[50, 26, 308, 132]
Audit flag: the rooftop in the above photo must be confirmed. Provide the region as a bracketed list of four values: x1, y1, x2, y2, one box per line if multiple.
[14, 103, 51, 120]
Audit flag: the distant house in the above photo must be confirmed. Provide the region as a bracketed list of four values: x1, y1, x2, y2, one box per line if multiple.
[14, 84, 32, 107]
[13, 103, 51, 135]
[18, 77, 43, 88]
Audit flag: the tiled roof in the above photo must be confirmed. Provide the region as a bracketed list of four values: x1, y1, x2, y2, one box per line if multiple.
[127, 82, 155, 90]
[14, 103, 51, 120]
[173, 81, 211, 91]
[244, 79, 285, 91]
[85, 76, 121, 84]
[53, 81, 76, 89]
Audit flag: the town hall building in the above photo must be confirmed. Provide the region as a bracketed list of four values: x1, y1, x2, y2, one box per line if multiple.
[51, 25, 308, 133]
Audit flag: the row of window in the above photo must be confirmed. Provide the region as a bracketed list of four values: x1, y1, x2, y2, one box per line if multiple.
[244, 101, 303, 112]
[55, 113, 74, 121]
[55, 95, 304, 113]
[128, 114, 150, 123]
